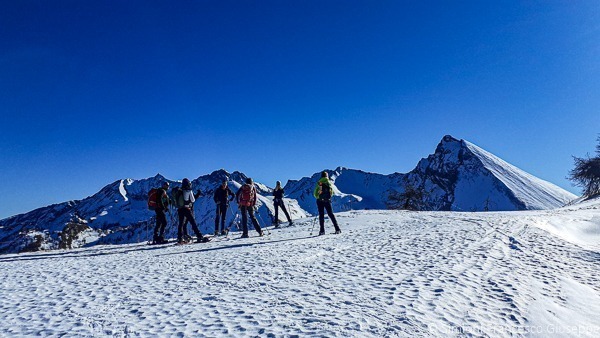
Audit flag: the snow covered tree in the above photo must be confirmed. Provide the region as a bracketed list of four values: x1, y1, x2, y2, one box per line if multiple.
[569, 136, 600, 198]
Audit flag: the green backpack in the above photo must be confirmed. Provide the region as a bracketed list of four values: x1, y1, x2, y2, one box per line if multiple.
[172, 187, 185, 208]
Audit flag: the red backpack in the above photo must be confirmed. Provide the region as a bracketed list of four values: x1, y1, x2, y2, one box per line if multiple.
[238, 184, 255, 207]
[148, 188, 166, 210]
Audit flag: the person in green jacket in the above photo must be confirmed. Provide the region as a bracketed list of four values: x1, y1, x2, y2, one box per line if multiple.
[313, 171, 341, 235]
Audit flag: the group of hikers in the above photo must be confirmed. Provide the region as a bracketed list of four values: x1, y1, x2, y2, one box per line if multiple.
[148, 172, 341, 245]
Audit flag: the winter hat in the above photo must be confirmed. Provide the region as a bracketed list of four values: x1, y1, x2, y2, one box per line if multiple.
[321, 171, 328, 178]
[162, 181, 170, 188]
[182, 178, 192, 189]
[246, 178, 253, 184]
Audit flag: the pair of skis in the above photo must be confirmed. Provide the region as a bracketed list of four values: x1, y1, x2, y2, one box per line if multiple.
[174, 235, 213, 246]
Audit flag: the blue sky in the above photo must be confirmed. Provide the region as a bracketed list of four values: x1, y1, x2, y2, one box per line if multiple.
[1, 0, 599, 219]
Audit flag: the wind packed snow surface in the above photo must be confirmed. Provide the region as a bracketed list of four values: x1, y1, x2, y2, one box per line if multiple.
[0, 205, 599, 337]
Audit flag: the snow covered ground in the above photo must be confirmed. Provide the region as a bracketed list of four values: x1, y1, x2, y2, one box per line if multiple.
[0, 201, 599, 337]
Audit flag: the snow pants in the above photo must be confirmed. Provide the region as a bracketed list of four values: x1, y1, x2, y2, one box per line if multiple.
[154, 209, 168, 239]
[178, 207, 202, 241]
[274, 199, 292, 223]
[240, 206, 262, 236]
[215, 204, 228, 233]
[317, 199, 340, 233]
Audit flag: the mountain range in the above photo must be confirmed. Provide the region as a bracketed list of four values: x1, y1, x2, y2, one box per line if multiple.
[0, 135, 576, 254]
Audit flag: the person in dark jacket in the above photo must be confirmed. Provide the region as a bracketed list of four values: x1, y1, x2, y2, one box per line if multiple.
[177, 178, 208, 244]
[313, 172, 341, 236]
[235, 177, 264, 238]
[213, 180, 235, 236]
[153, 181, 171, 244]
[272, 181, 293, 227]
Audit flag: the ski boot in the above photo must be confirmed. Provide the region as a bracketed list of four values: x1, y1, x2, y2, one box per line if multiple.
[196, 236, 211, 243]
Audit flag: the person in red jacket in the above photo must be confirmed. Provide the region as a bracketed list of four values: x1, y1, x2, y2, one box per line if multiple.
[235, 178, 264, 238]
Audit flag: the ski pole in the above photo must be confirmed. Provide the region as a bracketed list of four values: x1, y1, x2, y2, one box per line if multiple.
[256, 210, 271, 236]
[214, 205, 220, 235]
[168, 207, 176, 241]
[147, 217, 152, 244]
[146, 218, 150, 243]
[309, 216, 318, 236]
[226, 207, 240, 233]
[226, 212, 239, 237]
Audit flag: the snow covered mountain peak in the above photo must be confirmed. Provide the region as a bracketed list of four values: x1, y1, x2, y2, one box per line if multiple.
[151, 173, 167, 181]
[204, 169, 232, 182]
[408, 135, 576, 211]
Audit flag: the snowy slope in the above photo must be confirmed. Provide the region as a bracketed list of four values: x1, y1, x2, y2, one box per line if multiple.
[464, 140, 575, 210]
[527, 196, 600, 250]
[0, 205, 598, 337]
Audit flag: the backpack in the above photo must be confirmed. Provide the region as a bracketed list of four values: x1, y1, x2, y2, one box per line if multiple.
[238, 184, 255, 207]
[148, 188, 162, 210]
[172, 187, 185, 208]
[319, 181, 333, 201]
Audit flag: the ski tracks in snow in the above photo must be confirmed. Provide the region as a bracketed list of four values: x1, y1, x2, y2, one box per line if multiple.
[0, 210, 598, 337]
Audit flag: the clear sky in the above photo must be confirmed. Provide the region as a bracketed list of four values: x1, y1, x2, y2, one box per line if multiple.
[1, 0, 599, 219]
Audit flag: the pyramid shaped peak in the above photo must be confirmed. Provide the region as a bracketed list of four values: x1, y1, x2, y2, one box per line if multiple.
[153, 173, 166, 180]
